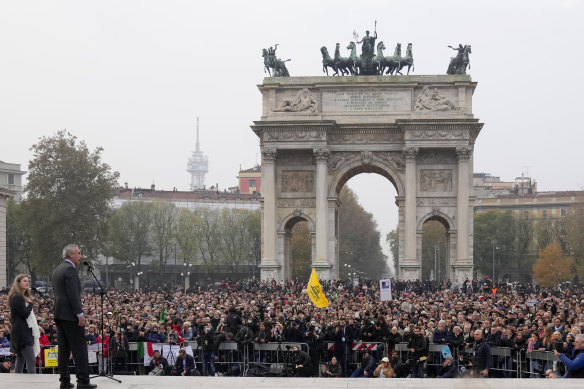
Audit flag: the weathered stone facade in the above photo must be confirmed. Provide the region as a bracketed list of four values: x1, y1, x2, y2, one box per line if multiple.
[251, 75, 483, 282]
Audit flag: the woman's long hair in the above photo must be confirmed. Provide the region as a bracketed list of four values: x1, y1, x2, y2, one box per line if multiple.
[7, 274, 33, 306]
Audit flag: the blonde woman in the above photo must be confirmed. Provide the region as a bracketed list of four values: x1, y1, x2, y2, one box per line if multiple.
[7, 274, 40, 374]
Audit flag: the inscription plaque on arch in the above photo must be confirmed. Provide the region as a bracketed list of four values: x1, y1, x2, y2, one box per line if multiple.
[322, 89, 411, 112]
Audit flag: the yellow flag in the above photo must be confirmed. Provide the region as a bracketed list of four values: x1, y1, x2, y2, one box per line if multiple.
[307, 268, 329, 308]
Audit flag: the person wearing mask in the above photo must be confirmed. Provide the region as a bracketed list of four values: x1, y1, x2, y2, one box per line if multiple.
[198, 322, 216, 376]
[8, 274, 39, 374]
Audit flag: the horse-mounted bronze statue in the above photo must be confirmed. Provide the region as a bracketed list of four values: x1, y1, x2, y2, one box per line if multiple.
[447, 44, 471, 75]
[262, 44, 290, 77]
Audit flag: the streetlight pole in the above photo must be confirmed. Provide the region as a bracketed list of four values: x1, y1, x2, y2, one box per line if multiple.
[491, 239, 498, 284]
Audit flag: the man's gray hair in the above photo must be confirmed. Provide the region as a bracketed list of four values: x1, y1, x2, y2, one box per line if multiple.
[576, 334, 584, 343]
[62, 244, 79, 259]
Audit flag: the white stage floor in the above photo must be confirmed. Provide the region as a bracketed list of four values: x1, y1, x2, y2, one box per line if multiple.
[3, 376, 584, 389]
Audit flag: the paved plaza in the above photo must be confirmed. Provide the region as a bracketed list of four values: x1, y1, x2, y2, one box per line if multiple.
[2, 376, 584, 389]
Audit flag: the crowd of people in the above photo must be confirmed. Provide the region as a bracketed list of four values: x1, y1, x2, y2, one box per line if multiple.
[1, 275, 584, 378]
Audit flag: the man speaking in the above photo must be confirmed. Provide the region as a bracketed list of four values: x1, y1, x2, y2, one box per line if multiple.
[53, 244, 96, 389]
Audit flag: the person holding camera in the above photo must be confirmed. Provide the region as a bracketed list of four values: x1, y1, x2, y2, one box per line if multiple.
[109, 329, 129, 374]
[171, 349, 196, 376]
[290, 345, 312, 377]
[148, 350, 169, 376]
[198, 322, 216, 376]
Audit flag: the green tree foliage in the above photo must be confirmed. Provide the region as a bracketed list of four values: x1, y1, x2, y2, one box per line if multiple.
[247, 209, 261, 274]
[24, 131, 119, 277]
[174, 208, 201, 268]
[6, 200, 32, 281]
[217, 209, 256, 272]
[535, 218, 561, 251]
[108, 201, 152, 266]
[421, 220, 448, 281]
[386, 227, 399, 276]
[195, 208, 222, 270]
[533, 243, 574, 287]
[290, 221, 311, 279]
[473, 210, 516, 280]
[566, 204, 584, 265]
[338, 187, 388, 279]
[151, 201, 178, 271]
[514, 215, 533, 270]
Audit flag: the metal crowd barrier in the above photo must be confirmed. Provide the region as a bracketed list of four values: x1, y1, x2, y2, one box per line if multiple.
[522, 351, 561, 378]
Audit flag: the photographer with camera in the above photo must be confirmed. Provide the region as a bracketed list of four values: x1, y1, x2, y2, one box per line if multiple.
[225, 307, 242, 336]
[170, 349, 196, 376]
[148, 350, 168, 376]
[109, 328, 129, 374]
[304, 321, 322, 376]
[290, 345, 312, 377]
[284, 318, 303, 342]
[197, 321, 217, 376]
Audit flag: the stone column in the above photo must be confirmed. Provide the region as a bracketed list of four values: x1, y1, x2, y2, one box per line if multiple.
[403, 147, 418, 264]
[261, 148, 277, 268]
[314, 148, 330, 269]
[456, 147, 472, 264]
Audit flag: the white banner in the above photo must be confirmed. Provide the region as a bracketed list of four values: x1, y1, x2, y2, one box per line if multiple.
[0, 347, 13, 356]
[142, 344, 193, 366]
[379, 279, 392, 301]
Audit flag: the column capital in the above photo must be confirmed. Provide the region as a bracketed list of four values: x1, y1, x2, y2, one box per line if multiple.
[402, 147, 418, 161]
[262, 148, 278, 162]
[456, 147, 472, 161]
[313, 148, 330, 162]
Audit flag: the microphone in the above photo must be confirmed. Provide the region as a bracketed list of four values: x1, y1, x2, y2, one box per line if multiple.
[83, 260, 94, 271]
[31, 287, 45, 297]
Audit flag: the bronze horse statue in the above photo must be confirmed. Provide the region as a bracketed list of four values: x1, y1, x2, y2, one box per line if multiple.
[320, 46, 337, 76]
[334, 42, 358, 75]
[262, 46, 290, 77]
[447, 44, 471, 75]
[395, 43, 414, 75]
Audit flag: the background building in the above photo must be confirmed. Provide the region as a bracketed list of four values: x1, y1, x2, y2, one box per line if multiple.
[0, 187, 16, 288]
[237, 165, 261, 194]
[0, 161, 25, 202]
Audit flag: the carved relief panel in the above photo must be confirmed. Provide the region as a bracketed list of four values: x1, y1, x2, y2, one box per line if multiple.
[281, 171, 314, 193]
[420, 169, 453, 192]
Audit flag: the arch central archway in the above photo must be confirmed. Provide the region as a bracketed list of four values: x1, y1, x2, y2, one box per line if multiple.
[252, 75, 483, 282]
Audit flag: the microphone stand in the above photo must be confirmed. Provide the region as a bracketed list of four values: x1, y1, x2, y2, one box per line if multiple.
[85, 260, 122, 384]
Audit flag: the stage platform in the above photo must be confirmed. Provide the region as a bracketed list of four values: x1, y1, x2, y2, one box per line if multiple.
[3, 376, 584, 389]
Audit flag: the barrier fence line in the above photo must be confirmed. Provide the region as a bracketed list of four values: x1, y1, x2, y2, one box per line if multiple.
[0, 342, 566, 378]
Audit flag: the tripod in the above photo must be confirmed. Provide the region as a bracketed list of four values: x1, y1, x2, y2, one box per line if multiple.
[85, 262, 121, 384]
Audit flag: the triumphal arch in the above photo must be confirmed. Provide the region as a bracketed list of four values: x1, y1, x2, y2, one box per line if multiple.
[251, 75, 483, 282]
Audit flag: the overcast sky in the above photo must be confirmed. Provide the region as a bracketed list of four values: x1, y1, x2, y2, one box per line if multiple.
[1, 0, 583, 263]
